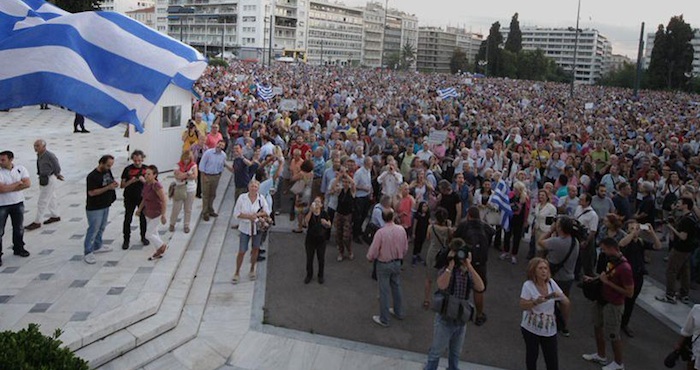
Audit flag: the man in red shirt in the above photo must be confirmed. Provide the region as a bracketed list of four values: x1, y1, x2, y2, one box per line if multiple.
[289, 135, 311, 160]
[582, 237, 634, 370]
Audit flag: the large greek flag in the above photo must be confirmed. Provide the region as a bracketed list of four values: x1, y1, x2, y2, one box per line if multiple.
[490, 178, 513, 232]
[0, 0, 207, 132]
[437, 87, 459, 100]
[256, 83, 274, 101]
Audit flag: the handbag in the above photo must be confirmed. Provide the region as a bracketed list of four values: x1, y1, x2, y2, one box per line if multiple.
[290, 179, 305, 195]
[173, 183, 187, 201]
[431, 268, 474, 322]
[582, 261, 622, 304]
[254, 197, 272, 233]
[432, 226, 450, 269]
[168, 182, 176, 198]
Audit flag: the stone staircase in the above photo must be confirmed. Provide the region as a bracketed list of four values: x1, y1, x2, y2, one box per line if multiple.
[57, 172, 253, 369]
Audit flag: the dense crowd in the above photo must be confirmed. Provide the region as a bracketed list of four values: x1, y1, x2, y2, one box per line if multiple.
[4, 61, 700, 370]
[179, 62, 700, 370]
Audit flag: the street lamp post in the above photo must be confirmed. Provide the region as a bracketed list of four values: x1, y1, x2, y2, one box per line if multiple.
[380, 0, 389, 78]
[570, 0, 581, 98]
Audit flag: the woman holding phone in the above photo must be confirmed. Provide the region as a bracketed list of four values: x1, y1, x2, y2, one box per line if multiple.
[519, 257, 570, 370]
[304, 196, 331, 284]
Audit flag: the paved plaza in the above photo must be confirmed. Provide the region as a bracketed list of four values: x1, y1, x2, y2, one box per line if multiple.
[0, 106, 695, 369]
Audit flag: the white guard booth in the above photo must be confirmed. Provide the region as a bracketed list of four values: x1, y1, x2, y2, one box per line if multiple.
[128, 84, 191, 172]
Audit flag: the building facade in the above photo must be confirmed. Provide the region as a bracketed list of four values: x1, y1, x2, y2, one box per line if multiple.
[608, 54, 633, 73]
[447, 27, 483, 64]
[644, 28, 700, 78]
[417, 27, 457, 73]
[501, 27, 612, 84]
[100, 0, 153, 13]
[359, 2, 417, 69]
[306, 0, 363, 66]
[125, 6, 155, 29]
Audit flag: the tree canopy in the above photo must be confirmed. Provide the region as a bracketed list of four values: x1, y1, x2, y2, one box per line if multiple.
[504, 13, 522, 53]
[48, 0, 100, 13]
[646, 15, 695, 90]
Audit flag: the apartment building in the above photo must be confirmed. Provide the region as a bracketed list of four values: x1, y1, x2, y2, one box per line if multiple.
[99, 0, 153, 13]
[306, 0, 363, 66]
[447, 27, 483, 64]
[416, 27, 457, 73]
[125, 6, 155, 29]
[501, 27, 612, 84]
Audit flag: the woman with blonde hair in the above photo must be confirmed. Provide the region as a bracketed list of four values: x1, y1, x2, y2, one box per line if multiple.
[519, 257, 569, 370]
[170, 151, 198, 233]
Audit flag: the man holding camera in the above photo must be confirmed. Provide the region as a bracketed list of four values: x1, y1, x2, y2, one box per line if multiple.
[657, 197, 698, 304]
[453, 206, 494, 326]
[366, 209, 408, 327]
[424, 238, 485, 370]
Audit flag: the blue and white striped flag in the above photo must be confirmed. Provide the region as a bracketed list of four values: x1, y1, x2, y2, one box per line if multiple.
[490, 178, 513, 232]
[0, 0, 207, 132]
[437, 87, 459, 100]
[256, 83, 275, 101]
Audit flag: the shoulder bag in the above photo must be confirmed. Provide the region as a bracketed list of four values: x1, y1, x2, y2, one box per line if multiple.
[581, 261, 622, 304]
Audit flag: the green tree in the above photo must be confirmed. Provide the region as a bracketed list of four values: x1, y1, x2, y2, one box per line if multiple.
[499, 49, 518, 78]
[385, 52, 401, 70]
[484, 21, 503, 76]
[646, 15, 695, 90]
[504, 13, 522, 53]
[646, 25, 668, 89]
[598, 63, 638, 88]
[399, 42, 416, 70]
[48, 0, 100, 12]
[450, 48, 470, 74]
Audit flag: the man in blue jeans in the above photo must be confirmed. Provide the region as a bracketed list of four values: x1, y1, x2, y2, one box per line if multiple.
[84, 155, 118, 264]
[0, 151, 32, 266]
[366, 209, 408, 327]
[424, 238, 485, 370]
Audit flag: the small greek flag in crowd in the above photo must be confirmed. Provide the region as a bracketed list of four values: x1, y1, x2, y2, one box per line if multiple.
[437, 87, 459, 100]
[0, 0, 207, 132]
[490, 179, 513, 232]
[256, 83, 275, 101]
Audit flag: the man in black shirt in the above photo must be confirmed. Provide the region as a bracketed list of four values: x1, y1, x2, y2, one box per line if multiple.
[634, 181, 656, 226]
[437, 179, 462, 225]
[84, 155, 118, 264]
[612, 182, 633, 221]
[120, 150, 148, 250]
[657, 197, 697, 304]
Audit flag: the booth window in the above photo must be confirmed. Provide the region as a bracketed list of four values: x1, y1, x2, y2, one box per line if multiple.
[162, 106, 181, 128]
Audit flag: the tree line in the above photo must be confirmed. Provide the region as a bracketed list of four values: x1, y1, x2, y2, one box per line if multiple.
[601, 15, 698, 94]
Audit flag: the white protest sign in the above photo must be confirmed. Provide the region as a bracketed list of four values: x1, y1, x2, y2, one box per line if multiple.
[462, 78, 473, 86]
[520, 99, 531, 108]
[427, 130, 448, 145]
[272, 87, 284, 95]
[279, 99, 298, 111]
[584, 102, 594, 110]
[235, 74, 247, 82]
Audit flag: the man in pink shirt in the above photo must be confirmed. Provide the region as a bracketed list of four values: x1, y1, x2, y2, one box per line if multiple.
[367, 209, 408, 327]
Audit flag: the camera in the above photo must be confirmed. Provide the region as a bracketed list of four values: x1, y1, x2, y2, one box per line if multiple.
[452, 246, 472, 265]
[545, 216, 556, 226]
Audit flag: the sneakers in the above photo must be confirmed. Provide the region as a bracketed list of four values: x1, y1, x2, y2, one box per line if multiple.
[499, 252, 509, 260]
[656, 295, 677, 304]
[582, 353, 607, 365]
[474, 313, 487, 326]
[337, 254, 344, 262]
[560, 328, 570, 337]
[389, 308, 404, 320]
[232, 274, 240, 284]
[681, 296, 692, 304]
[348, 253, 355, 261]
[511, 256, 517, 264]
[372, 315, 389, 327]
[84, 253, 97, 264]
[601, 361, 625, 370]
[93, 246, 113, 254]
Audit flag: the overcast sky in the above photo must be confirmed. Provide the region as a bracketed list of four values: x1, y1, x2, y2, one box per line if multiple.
[342, 0, 700, 59]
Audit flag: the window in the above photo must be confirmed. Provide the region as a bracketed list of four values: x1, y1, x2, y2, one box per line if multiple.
[162, 106, 181, 128]
[242, 16, 256, 22]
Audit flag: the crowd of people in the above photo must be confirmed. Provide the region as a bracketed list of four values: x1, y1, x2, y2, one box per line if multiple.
[2, 61, 700, 370]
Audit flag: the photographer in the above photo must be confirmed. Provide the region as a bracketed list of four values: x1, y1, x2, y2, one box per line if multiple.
[424, 237, 485, 370]
[672, 304, 700, 370]
[537, 216, 578, 337]
[657, 197, 698, 304]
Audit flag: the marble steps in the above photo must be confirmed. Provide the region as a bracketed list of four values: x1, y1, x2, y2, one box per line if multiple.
[63, 173, 233, 368]
[96, 185, 240, 370]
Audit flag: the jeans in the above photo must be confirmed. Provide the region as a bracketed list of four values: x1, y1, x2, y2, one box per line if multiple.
[424, 315, 466, 370]
[666, 249, 691, 297]
[521, 327, 558, 370]
[352, 195, 371, 237]
[85, 207, 110, 255]
[0, 202, 25, 254]
[123, 196, 146, 242]
[376, 260, 403, 324]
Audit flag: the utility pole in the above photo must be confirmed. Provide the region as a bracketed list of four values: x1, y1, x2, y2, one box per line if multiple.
[221, 20, 225, 58]
[380, 0, 389, 78]
[570, 0, 581, 98]
[485, 38, 489, 77]
[634, 22, 645, 97]
[320, 41, 324, 66]
[204, 17, 208, 57]
[268, 14, 274, 67]
[180, 17, 183, 41]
